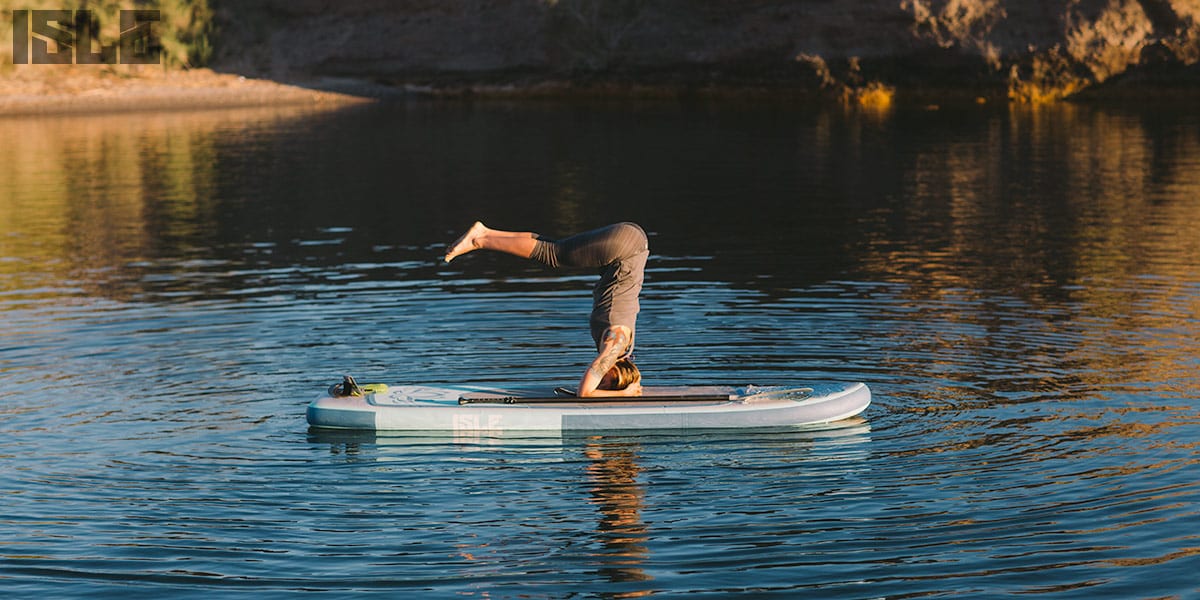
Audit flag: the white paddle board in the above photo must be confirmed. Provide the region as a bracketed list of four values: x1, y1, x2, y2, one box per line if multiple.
[306, 379, 870, 432]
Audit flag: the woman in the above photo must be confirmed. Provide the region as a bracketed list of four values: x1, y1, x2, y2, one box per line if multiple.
[444, 221, 648, 397]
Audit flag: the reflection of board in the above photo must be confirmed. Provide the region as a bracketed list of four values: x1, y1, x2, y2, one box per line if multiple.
[306, 381, 870, 432]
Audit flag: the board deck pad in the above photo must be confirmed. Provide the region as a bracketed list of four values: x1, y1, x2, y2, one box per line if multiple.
[458, 390, 736, 404]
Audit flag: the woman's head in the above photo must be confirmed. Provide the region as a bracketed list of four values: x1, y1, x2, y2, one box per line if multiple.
[599, 357, 641, 390]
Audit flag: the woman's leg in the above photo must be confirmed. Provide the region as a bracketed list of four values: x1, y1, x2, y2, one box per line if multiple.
[444, 221, 538, 263]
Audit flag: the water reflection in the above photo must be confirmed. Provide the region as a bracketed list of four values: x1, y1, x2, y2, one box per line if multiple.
[0, 104, 363, 304]
[583, 438, 652, 596]
[3, 102, 1197, 297]
[304, 423, 873, 595]
[865, 104, 1200, 295]
[835, 105, 1200, 412]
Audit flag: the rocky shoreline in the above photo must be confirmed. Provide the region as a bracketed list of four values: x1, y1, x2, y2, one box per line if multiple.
[2, 62, 1197, 118]
[207, 0, 1200, 105]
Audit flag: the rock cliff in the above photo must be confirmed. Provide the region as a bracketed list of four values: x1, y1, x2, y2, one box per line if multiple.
[210, 0, 1200, 100]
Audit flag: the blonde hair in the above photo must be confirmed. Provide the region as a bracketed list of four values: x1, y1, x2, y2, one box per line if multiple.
[606, 357, 641, 390]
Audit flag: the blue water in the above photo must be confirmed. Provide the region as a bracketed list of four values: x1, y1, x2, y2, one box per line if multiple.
[1, 100, 1198, 598]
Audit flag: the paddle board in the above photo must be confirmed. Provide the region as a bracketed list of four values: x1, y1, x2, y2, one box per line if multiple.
[306, 379, 870, 432]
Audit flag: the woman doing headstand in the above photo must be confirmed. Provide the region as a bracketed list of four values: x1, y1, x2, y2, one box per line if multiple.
[444, 221, 648, 397]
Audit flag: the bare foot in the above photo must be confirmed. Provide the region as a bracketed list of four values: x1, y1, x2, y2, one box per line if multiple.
[444, 221, 488, 262]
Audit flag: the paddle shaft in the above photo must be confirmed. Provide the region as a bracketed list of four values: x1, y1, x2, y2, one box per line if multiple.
[458, 394, 734, 405]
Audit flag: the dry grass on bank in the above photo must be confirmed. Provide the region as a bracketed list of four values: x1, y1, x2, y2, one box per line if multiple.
[0, 66, 374, 115]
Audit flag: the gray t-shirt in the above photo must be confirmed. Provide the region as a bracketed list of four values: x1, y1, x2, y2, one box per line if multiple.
[529, 222, 648, 352]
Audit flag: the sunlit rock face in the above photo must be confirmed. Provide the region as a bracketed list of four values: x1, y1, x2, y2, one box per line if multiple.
[210, 0, 1200, 98]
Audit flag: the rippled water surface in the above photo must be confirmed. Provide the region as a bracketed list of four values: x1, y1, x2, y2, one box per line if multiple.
[2, 100, 1198, 598]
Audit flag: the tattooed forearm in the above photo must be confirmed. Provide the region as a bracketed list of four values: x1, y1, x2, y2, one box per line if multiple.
[588, 328, 629, 377]
[591, 347, 621, 378]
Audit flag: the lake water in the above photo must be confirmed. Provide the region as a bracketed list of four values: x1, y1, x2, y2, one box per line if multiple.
[1, 98, 1198, 598]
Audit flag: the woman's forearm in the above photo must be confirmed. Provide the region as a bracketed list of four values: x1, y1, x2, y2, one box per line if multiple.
[577, 369, 604, 397]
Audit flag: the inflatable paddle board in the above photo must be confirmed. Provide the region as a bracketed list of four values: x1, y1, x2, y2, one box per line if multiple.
[306, 377, 870, 432]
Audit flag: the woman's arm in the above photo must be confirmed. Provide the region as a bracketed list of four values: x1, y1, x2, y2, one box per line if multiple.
[578, 326, 642, 397]
[579, 377, 643, 397]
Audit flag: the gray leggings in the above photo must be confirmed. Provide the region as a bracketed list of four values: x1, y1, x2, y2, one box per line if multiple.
[530, 222, 649, 350]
